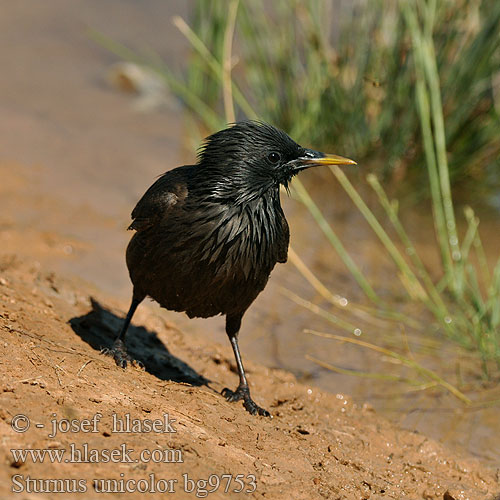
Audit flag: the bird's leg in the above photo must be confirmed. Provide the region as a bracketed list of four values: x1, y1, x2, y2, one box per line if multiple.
[101, 296, 144, 369]
[221, 314, 270, 417]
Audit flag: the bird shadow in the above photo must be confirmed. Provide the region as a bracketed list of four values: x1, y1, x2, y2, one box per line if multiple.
[69, 298, 209, 387]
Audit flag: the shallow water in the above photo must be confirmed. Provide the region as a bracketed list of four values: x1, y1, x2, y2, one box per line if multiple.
[1, 0, 499, 467]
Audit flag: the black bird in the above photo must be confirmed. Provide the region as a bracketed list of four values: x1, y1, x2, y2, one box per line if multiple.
[106, 121, 356, 416]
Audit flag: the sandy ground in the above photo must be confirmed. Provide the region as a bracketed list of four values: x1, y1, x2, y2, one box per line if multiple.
[0, 228, 499, 499]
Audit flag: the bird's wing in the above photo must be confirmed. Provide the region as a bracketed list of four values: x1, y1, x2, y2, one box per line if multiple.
[128, 166, 191, 231]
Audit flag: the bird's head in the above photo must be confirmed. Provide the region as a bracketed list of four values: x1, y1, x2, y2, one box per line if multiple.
[197, 121, 356, 203]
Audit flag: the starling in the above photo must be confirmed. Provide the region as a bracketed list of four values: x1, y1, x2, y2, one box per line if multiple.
[105, 121, 356, 416]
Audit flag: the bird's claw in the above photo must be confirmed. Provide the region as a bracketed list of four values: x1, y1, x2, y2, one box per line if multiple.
[221, 386, 245, 402]
[243, 398, 271, 417]
[101, 339, 144, 370]
[221, 386, 271, 417]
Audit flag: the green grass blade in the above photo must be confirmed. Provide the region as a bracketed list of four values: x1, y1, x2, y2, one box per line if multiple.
[306, 329, 471, 404]
[291, 178, 380, 304]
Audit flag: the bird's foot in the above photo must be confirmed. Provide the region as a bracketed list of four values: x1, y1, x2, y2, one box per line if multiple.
[221, 385, 271, 417]
[101, 339, 144, 369]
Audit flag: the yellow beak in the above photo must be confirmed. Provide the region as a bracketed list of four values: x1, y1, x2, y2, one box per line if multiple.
[301, 153, 357, 167]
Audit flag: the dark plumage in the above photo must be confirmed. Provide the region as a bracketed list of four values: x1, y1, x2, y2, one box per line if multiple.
[105, 121, 355, 416]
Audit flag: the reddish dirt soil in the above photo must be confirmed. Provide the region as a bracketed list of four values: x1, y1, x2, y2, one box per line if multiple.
[1, 256, 499, 499]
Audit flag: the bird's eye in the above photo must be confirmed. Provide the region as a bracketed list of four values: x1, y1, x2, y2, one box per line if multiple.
[267, 152, 281, 164]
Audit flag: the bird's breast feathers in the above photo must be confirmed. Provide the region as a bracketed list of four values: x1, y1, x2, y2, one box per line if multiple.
[184, 195, 289, 280]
